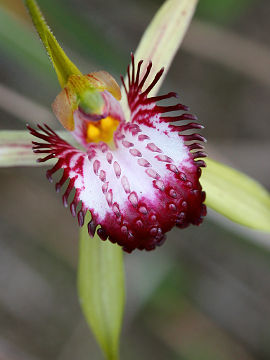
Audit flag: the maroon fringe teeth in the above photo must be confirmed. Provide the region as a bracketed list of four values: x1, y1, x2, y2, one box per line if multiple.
[27, 55, 207, 253]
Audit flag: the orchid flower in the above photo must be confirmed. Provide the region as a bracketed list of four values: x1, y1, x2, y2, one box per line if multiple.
[1, 0, 270, 359]
[28, 62, 207, 253]
[24, 0, 207, 253]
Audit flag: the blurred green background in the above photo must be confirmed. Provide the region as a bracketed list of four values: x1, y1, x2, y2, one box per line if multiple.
[0, 0, 270, 359]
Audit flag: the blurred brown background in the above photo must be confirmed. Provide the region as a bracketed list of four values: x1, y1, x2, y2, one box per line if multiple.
[0, 0, 270, 359]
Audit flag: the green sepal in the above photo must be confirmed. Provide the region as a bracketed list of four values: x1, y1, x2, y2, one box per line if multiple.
[202, 158, 270, 232]
[121, 0, 199, 118]
[24, 0, 82, 87]
[78, 213, 125, 360]
[0, 130, 75, 167]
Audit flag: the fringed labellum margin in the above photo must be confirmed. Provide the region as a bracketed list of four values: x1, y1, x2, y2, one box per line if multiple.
[28, 56, 207, 253]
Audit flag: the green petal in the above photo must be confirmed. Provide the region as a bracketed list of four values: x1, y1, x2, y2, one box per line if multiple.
[78, 214, 125, 360]
[0, 130, 39, 166]
[0, 130, 73, 167]
[24, 0, 81, 87]
[121, 0, 198, 117]
[202, 158, 270, 232]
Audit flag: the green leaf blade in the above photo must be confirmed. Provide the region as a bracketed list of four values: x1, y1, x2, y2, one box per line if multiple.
[202, 158, 270, 232]
[78, 215, 125, 360]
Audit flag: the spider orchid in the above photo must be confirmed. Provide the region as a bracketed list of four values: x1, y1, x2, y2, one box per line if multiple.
[28, 59, 206, 252]
[0, 1, 269, 359]
[25, 1, 206, 253]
